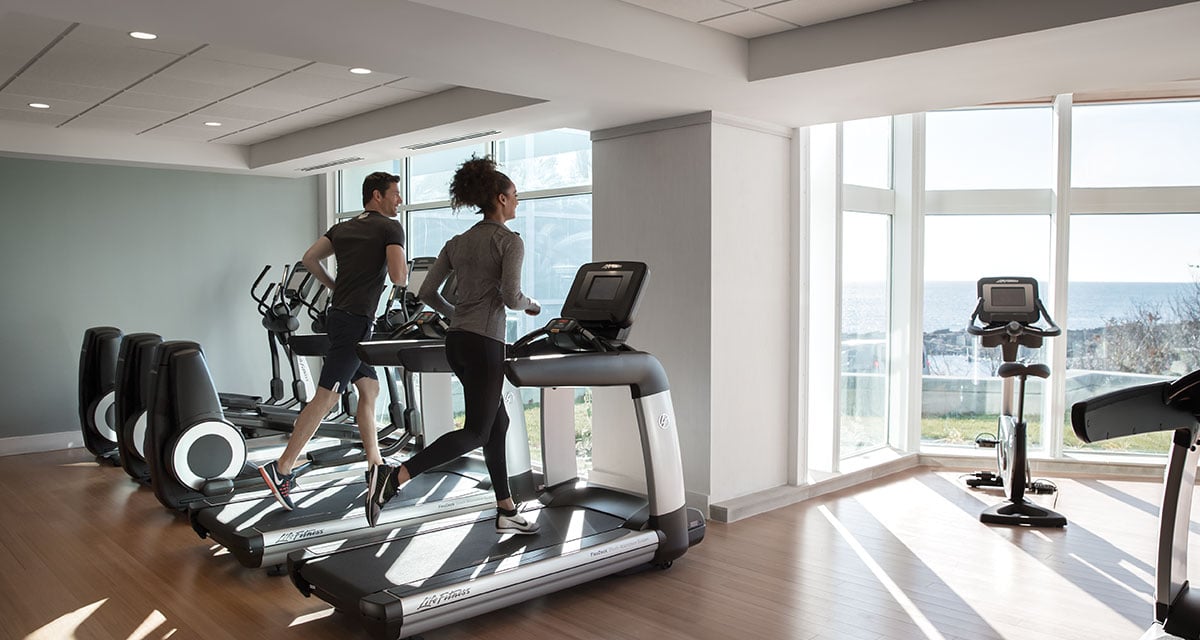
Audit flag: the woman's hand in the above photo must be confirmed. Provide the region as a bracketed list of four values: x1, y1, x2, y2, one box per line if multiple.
[525, 299, 542, 316]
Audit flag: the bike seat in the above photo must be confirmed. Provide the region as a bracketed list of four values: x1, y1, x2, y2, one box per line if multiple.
[998, 362, 1050, 379]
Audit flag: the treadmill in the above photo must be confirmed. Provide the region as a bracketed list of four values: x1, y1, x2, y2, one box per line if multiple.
[287, 261, 706, 640]
[187, 308, 535, 572]
[1072, 369, 1200, 640]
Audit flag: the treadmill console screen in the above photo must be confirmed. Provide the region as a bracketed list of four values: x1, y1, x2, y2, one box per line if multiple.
[586, 275, 622, 301]
[561, 262, 649, 332]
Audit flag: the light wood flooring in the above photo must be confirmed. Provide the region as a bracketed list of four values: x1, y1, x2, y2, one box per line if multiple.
[1, 447, 1189, 640]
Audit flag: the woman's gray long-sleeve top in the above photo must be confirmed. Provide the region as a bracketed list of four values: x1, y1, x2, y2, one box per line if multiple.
[418, 219, 536, 343]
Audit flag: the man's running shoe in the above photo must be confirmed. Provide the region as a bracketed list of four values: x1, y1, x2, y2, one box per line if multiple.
[365, 463, 399, 527]
[259, 460, 297, 511]
[496, 507, 540, 535]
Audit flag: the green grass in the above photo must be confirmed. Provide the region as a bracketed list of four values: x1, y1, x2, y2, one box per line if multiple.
[452, 398, 594, 473]
[921, 413, 1174, 453]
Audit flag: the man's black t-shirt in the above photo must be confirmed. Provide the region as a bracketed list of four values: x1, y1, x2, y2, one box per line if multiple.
[325, 210, 405, 317]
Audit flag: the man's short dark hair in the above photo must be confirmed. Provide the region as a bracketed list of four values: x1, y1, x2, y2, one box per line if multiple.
[362, 171, 400, 207]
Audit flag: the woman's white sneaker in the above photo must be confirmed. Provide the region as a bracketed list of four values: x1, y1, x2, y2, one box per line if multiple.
[496, 509, 539, 535]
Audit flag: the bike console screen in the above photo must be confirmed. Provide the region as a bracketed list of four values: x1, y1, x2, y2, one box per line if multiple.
[977, 277, 1040, 325]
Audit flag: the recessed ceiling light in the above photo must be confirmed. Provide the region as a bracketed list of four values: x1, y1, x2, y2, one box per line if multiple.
[129, 31, 158, 40]
[203, 121, 222, 127]
[349, 67, 371, 75]
[28, 102, 50, 109]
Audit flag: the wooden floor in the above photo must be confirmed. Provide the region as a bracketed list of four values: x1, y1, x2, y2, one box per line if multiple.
[0, 448, 1187, 640]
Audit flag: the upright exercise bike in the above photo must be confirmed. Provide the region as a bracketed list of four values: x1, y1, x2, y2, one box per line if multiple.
[964, 276, 1067, 527]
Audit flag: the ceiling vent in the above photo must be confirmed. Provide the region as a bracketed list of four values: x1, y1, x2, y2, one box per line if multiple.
[297, 156, 365, 172]
[403, 130, 501, 151]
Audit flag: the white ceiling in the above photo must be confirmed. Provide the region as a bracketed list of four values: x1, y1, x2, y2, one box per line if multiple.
[619, 0, 914, 37]
[0, 0, 1197, 177]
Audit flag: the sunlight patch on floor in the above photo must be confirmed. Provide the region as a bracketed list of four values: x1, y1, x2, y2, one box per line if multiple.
[289, 607, 335, 627]
[24, 598, 106, 639]
[1072, 553, 1153, 602]
[127, 609, 167, 640]
[817, 505, 948, 640]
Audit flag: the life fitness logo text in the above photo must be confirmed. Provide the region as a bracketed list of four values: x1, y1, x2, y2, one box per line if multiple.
[277, 528, 325, 544]
[658, 413, 671, 430]
[417, 587, 471, 611]
[601, 263, 623, 270]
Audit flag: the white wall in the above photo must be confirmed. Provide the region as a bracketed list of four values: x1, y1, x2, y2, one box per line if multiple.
[591, 116, 713, 501]
[708, 120, 792, 503]
[0, 156, 319, 441]
[590, 113, 794, 510]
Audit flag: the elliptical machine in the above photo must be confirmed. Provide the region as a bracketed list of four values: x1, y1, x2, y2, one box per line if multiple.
[78, 326, 123, 465]
[964, 276, 1067, 527]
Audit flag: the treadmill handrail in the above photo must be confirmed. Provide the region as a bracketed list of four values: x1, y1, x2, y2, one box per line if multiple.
[504, 350, 669, 399]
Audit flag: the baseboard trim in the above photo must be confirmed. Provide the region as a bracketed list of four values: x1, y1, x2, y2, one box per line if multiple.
[0, 431, 83, 458]
[710, 454, 921, 523]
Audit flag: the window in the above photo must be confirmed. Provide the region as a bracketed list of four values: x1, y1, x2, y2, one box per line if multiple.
[842, 116, 892, 189]
[925, 107, 1053, 190]
[1073, 101, 1200, 187]
[840, 211, 891, 455]
[338, 160, 399, 212]
[496, 129, 592, 191]
[407, 143, 487, 205]
[1063, 213, 1200, 454]
[921, 214, 1051, 446]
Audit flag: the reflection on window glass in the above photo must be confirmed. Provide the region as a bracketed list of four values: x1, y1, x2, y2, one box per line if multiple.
[843, 117, 892, 189]
[921, 214, 1051, 446]
[409, 144, 488, 205]
[406, 207, 476, 260]
[1064, 213, 1200, 454]
[496, 129, 592, 191]
[925, 107, 1052, 190]
[503, 194, 593, 341]
[1072, 101, 1200, 188]
[841, 211, 891, 456]
[339, 160, 399, 212]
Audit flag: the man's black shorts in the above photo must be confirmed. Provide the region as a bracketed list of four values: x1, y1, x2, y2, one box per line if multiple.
[318, 308, 377, 392]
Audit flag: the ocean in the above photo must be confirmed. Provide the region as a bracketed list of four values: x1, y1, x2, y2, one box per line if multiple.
[841, 280, 1198, 336]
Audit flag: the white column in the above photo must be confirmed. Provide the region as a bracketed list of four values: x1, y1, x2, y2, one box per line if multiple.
[890, 114, 926, 452]
[807, 122, 841, 477]
[1047, 93, 1073, 458]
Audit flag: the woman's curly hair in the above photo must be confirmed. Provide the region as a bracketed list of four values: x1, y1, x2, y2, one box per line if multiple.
[449, 155, 514, 214]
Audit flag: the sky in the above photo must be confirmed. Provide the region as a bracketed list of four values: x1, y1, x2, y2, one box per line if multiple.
[842, 102, 1200, 283]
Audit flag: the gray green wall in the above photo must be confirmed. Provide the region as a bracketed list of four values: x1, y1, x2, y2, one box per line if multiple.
[0, 156, 319, 442]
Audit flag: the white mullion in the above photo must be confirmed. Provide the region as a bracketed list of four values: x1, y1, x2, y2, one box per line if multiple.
[1071, 186, 1200, 214]
[790, 127, 810, 486]
[891, 113, 925, 453]
[924, 189, 1053, 215]
[806, 122, 841, 476]
[843, 184, 895, 215]
[1047, 93, 1073, 459]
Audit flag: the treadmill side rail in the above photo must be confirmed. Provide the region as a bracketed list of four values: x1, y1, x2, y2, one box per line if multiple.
[368, 529, 660, 640]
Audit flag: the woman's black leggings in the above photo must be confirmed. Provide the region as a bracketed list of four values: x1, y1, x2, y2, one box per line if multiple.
[401, 331, 512, 501]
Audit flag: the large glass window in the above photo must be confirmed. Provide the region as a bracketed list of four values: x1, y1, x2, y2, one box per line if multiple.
[329, 130, 594, 474]
[925, 107, 1053, 190]
[1064, 213, 1200, 454]
[407, 143, 487, 205]
[496, 129, 592, 191]
[840, 211, 891, 455]
[921, 214, 1051, 446]
[1073, 101, 1200, 188]
[338, 160, 399, 212]
[405, 207, 476, 260]
[842, 117, 892, 189]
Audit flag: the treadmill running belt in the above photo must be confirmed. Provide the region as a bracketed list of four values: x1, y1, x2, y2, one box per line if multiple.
[206, 469, 483, 531]
[299, 507, 626, 605]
